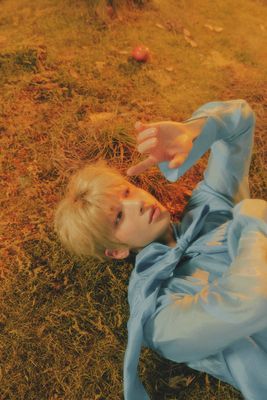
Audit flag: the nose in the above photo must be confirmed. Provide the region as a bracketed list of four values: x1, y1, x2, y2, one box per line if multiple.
[123, 200, 151, 215]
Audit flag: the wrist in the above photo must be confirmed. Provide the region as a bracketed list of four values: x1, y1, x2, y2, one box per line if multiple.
[184, 117, 207, 142]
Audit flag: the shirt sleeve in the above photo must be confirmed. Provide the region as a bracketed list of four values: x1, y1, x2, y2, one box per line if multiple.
[158, 100, 256, 210]
[143, 202, 267, 362]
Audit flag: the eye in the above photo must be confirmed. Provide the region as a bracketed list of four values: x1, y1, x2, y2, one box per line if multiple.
[115, 211, 123, 226]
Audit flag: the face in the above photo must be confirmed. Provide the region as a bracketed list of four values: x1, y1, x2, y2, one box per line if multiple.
[106, 181, 174, 258]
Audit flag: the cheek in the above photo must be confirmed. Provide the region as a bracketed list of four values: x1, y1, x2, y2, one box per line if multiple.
[124, 220, 150, 243]
[116, 223, 141, 242]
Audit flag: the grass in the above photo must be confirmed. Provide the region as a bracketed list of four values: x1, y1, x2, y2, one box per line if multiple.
[0, 0, 266, 398]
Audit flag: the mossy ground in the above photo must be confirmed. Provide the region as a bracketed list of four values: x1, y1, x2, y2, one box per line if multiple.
[0, 0, 266, 399]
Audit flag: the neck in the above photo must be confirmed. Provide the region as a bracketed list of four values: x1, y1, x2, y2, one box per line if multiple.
[133, 222, 177, 254]
[165, 222, 177, 248]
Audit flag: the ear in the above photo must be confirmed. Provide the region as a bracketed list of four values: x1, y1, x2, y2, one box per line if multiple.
[105, 248, 130, 260]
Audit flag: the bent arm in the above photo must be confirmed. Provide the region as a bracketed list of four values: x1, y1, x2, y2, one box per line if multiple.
[144, 214, 267, 362]
[159, 100, 256, 208]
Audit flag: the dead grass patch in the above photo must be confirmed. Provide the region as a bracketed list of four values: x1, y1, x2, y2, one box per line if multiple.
[1, 0, 266, 398]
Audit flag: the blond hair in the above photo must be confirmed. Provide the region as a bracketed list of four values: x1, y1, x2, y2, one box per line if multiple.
[54, 159, 130, 262]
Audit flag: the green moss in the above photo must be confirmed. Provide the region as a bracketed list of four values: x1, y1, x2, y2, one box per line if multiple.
[118, 58, 144, 75]
[0, 48, 38, 73]
[235, 51, 257, 66]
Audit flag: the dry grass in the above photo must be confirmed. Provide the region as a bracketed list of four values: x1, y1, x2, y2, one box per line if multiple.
[0, 0, 266, 399]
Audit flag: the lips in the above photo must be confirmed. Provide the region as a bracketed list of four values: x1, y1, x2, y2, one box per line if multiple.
[149, 205, 160, 223]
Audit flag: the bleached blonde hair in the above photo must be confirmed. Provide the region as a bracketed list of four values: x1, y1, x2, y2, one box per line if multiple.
[54, 159, 131, 262]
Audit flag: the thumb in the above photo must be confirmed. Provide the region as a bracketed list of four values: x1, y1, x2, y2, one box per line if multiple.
[168, 153, 187, 169]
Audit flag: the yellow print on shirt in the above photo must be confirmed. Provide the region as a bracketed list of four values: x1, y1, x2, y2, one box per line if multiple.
[206, 222, 228, 246]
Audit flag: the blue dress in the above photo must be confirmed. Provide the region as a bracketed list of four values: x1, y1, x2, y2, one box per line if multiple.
[123, 100, 267, 400]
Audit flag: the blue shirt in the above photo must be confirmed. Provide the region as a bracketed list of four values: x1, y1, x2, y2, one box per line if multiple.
[123, 100, 267, 400]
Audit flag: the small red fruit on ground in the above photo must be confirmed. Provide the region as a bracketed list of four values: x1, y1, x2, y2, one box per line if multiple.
[131, 45, 150, 62]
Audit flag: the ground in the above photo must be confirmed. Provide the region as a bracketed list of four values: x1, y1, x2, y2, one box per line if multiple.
[0, 0, 266, 399]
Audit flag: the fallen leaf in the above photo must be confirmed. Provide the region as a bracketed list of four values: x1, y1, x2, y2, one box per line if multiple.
[204, 24, 214, 31]
[165, 20, 184, 34]
[213, 26, 223, 32]
[156, 23, 165, 29]
[183, 28, 191, 37]
[204, 24, 223, 32]
[184, 36, 197, 47]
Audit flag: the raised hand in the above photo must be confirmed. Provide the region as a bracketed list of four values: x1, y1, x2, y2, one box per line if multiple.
[127, 118, 206, 176]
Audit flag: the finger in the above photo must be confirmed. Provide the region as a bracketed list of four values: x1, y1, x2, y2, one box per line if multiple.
[137, 137, 158, 153]
[135, 121, 148, 132]
[126, 156, 156, 176]
[135, 121, 155, 133]
[168, 153, 188, 169]
[137, 127, 158, 144]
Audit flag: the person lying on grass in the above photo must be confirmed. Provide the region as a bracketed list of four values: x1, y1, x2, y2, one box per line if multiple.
[54, 99, 267, 400]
